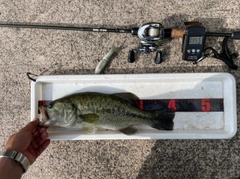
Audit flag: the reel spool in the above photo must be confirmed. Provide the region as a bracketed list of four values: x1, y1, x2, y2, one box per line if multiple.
[137, 22, 164, 53]
[128, 22, 165, 63]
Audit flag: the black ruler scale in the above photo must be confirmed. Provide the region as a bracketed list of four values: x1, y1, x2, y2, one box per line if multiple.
[136, 99, 223, 112]
[38, 98, 224, 113]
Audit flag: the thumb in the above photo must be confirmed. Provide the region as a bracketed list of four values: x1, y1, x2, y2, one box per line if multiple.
[22, 118, 40, 131]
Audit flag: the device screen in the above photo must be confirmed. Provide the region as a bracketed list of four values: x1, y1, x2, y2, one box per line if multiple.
[189, 36, 203, 45]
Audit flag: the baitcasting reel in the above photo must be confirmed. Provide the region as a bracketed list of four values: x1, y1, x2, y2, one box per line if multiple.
[128, 22, 165, 64]
[137, 22, 164, 53]
[128, 22, 185, 64]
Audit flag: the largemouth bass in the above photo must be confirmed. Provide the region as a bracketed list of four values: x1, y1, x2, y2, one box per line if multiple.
[39, 92, 175, 135]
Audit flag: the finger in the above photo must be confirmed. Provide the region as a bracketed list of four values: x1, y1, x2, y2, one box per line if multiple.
[22, 118, 40, 132]
[31, 131, 49, 149]
[32, 126, 40, 134]
[32, 125, 49, 134]
[32, 131, 48, 148]
[32, 127, 37, 134]
[32, 127, 46, 137]
[32, 128, 47, 142]
[35, 139, 51, 158]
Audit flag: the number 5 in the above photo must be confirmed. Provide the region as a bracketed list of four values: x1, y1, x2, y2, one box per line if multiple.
[201, 99, 211, 112]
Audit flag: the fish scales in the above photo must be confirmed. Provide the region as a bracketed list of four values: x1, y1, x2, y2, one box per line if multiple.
[39, 92, 175, 135]
[73, 93, 155, 120]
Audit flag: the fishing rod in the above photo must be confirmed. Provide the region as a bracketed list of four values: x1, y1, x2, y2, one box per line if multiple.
[0, 23, 134, 33]
[0, 21, 240, 69]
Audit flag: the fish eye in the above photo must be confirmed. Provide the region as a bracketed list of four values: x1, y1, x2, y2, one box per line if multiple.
[47, 102, 53, 109]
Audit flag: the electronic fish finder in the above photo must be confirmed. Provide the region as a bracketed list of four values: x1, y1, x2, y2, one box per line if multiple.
[182, 22, 206, 62]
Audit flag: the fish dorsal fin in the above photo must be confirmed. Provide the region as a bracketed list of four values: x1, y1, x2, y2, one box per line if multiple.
[81, 114, 99, 123]
[112, 93, 139, 107]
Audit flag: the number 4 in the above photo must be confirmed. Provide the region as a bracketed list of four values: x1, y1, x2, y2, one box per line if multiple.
[168, 99, 177, 111]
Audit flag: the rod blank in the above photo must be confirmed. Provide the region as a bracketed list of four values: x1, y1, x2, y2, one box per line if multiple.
[0, 23, 132, 34]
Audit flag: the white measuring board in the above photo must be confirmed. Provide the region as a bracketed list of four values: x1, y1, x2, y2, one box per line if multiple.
[31, 73, 237, 140]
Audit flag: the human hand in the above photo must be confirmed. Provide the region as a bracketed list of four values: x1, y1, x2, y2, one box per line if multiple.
[4, 118, 50, 165]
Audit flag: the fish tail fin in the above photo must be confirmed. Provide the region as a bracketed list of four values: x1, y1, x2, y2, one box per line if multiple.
[152, 109, 175, 130]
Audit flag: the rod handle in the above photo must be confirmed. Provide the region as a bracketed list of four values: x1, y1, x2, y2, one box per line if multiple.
[171, 28, 185, 38]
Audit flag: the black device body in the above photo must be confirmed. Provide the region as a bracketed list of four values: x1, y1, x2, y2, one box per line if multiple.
[182, 26, 206, 61]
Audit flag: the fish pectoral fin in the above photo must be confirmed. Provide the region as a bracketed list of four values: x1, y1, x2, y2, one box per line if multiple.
[81, 114, 99, 123]
[83, 125, 97, 134]
[119, 126, 138, 135]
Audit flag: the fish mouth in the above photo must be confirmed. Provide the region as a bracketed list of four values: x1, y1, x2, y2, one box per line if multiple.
[38, 106, 50, 126]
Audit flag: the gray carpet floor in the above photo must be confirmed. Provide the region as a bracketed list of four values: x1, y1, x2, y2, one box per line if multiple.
[0, 0, 240, 178]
